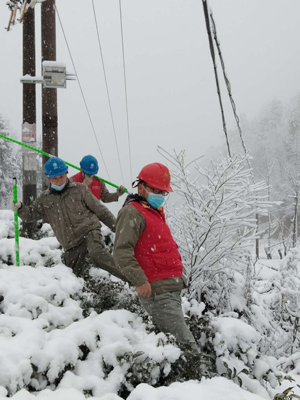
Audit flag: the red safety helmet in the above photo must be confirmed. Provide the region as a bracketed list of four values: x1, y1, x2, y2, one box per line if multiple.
[137, 163, 173, 192]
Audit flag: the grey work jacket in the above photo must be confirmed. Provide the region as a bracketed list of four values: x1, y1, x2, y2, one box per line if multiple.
[18, 181, 116, 250]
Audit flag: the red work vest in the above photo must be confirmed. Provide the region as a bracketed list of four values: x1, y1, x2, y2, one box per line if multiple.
[130, 201, 183, 282]
[71, 172, 102, 200]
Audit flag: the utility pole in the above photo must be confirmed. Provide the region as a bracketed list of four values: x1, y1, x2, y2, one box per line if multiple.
[41, 0, 57, 185]
[22, 5, 37, 237]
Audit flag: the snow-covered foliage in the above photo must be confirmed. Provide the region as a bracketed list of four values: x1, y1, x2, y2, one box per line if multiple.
[163, 150, 269, 311]
[252, 248, 300, 360]
[1, 208, 300, 399]
[0, 115, 21, 210]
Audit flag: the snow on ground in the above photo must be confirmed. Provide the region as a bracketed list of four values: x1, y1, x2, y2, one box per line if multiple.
[0, 210, 297, 399]
[0, 377, 269, 400]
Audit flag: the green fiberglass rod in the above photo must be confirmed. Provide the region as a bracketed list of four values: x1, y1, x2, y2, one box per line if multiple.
[0, 133, 127, 191]
[13, 178, 20, 267]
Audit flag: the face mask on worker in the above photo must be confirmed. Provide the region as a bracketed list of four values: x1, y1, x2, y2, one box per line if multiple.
[51, 183, 66, 192]
[147, 192, 165, 209]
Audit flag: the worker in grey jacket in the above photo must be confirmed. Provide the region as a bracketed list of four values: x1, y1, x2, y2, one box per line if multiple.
[11, 157, 125, 280]
[113, 162, 197, 350]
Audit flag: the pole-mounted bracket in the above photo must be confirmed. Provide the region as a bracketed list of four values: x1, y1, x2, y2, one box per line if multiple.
[5, 0, 46, 31]
[20, 60, 76, 89]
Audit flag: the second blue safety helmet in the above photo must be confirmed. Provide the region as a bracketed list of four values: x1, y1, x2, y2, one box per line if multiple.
[45, 157, 68, 178]
[80, 155, 99, 176]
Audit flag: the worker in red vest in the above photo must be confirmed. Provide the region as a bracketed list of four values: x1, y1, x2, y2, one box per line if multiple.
[71, 155, 126, 203]
[113, 162, 197, 350]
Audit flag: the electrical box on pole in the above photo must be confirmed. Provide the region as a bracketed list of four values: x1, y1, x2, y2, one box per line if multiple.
[43, 61, 66, 88]
[21, 61, 75, 88]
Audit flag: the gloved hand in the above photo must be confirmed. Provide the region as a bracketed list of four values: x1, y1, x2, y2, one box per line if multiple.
[83, 175, 93, 187]
[117, 185, 127, 197]
[10, 200, 22, 212]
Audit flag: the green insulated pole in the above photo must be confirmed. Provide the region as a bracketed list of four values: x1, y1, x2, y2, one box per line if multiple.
[13, 178, 20, 267]
[0, 133, 127, 192]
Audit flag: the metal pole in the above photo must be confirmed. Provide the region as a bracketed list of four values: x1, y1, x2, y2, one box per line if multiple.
[41, 0, 58, 188]
[13, 178, 20, 267]
[22, 6, 37, 237]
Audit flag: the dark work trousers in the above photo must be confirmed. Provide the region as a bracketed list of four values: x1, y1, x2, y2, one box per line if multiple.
[63, 230, 126, 281]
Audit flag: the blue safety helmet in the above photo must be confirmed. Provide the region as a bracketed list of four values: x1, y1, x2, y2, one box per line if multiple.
[45, 157, 68, 178]
[80, 155, 99, 175]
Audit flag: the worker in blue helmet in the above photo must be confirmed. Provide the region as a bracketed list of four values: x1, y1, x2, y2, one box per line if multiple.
[71, 155, 126, 202]
[11, 157, 126, 281]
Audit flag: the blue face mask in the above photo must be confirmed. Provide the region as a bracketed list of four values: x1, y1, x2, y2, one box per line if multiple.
[51, 183, 66, 192]
[147, 192, 165, 209]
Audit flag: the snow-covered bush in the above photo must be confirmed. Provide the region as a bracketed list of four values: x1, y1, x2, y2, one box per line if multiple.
[3, 196, 300, 399]
[0, 115, 21, 210]
[162, 149, 269, 310]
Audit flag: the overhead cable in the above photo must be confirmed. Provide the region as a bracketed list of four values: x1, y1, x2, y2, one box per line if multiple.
[202, 0, 231, 158]
[92, 0, 125, 184]
[119, 0, 133, 182]
[210, 13, 248, 159]
[209, 12, 255, 179]
[55, 4, 111, 180]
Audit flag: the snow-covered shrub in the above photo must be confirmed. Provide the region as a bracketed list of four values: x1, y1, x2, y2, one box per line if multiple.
[81, 270, 217, 393]
[249, 248, 300, 362]
[81, 267, 148, 322]
[0, 211, 16, 239]
[0, 236, 61, 267]
[213, 316, 282, 398]
[162, 149, 269, 309]
[278, 248, 300, 355]
[0, 115, 21, 210]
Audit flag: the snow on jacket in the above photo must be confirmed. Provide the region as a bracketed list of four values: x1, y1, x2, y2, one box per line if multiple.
[113, 194, 185, 295]
[71, 172, 119, 202]
[18, 180, 116, 250]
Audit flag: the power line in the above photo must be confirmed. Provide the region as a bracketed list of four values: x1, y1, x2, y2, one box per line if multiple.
[55, 4, 111, 180]
[202, 0, 231, 159]
[209, 10, 255, 181]
[210, 12, 248, 159]
[119, 0, 133, 182]
[91, 0, 125, 184]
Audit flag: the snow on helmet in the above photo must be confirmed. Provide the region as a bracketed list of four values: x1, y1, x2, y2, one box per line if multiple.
[80, 155, 99, 175]
[45, 157, 68, 178]
[137, 163, 173, 192]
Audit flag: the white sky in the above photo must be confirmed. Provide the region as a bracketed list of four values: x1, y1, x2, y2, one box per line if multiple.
[1, 0, 300, 193]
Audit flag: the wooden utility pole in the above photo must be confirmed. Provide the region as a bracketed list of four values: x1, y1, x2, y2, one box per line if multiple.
[41, 0, 57, 183]
[22, 5, 37, 237]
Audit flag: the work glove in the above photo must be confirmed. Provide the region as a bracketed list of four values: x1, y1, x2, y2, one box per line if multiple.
[10, 200, 22, 213]
[83, 175, 93, 187]
[117, 185, 127, 197]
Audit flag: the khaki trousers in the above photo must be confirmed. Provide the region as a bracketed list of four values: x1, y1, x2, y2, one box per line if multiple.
[139, 291, 197, 350]
[63, 230, 126, 281]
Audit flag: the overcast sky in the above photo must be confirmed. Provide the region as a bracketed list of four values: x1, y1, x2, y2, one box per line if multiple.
[1, 0, 300, 196]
